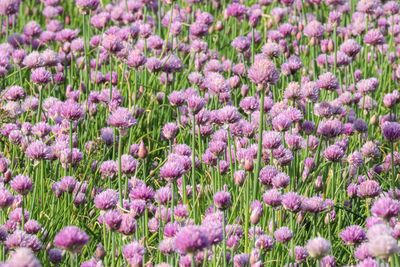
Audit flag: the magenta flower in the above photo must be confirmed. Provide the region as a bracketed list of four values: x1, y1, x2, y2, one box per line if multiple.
[107, 107, 137, 134]
[10, 175, 33, 196]
[60, 100, 85, 121]
[339, 225, 366, 245]
[381, 122, 400, 142]
[306, 237, 331, 259]
[54, 226, 89, 253]
[248, 58, 280, 86]
[31, 67, 51, 85]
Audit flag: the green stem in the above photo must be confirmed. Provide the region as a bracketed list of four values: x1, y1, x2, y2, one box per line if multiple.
[118, 131, 123, 207]
[253, 89, 265, 200]
[191, 113, 196, 222]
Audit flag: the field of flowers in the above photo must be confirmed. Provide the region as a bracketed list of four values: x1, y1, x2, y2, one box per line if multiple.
[0, 0, 400, 266]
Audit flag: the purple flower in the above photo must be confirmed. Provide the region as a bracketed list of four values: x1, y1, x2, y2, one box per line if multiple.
[0, 0, 19, 15]
[262, 131, 282, 149]
[122, 241, 146, 259]
[317, 72, 339, 91]
[130, 199, 146, 218]
[282, 192, 301, 212]
[60, 100, 84, 121]
[364, 29, 385, 46]
[121, 154, 138, 175]
[155, 186, 172, 205]
[213, 191, 231, 210]
[301, 196, 327, 213]
[226, 2, 246, 17]
[54, 226, 89, 253]
[2, 86, 26, 101]
[5, 247, 41, 267]
[321, 255, 336, 267]
[146, 57, 162, 73]
[361, 141, 381, 159]
[107, 107, 137, 133]
[218, 106, 241, 124]
[255, 235, 275, 252]
[129, 183, 155, 202]
[4, 230, 43, 252]
[48, 248, 64, 264]
[24, 219, 41, 234]
[293, 246, 309, 263]
[201, 221, 223, 245]
[190, 22, 209, 38]
[104, 209, 123, 231]
[118, 213, 136, 235]
[381, 122, 400, 142]
[248, 58, 280, 86]
[232, 253, 248, 267]
[354, 243, 373, 261]
[272, 114, 292, 132]
[75, 0, 99, 10]
[262, 189, 282, 207]
[159, 161, 185, 182]
[187, 95, 206, 114]
[271, 172, 290, 189]
[324, 145, 344, 162]
[371, 197, 400, 220]
[162, 122, 179, 140]
[99, 160, 118, 179]
[261, 42, 281, 58]
[304, 20, 325, 39]
[339, 225, 366, 245]
[102, 34, 122, 53]
[368, 234, 399, 259]
[274, 227, 292, 243]
[59, 176, 77, 193]
[356, 78, 379, 95]
[357, 180, 381, 198]
[23, 21, 42, 37]
[306, 237, 331, 259]
[94, 189, 119, 210]
[32, 122, 51, 138]
[0, 187, 14, 209]
[174, 225, 210, 254]
[231, 36, 251, 53]
[127, 50, 147, 69]
[168, 91, 186, 106]
[31, 67, 51, 85]
[162, 55, 184, 73]
[10, 175, 33, 195]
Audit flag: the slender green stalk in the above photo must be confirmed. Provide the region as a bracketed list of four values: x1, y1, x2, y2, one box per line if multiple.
[253, 89, 265, 200]
[118, 131, 123, 207]
[191, 113, 196, 221]
[21, 197, 25, 231]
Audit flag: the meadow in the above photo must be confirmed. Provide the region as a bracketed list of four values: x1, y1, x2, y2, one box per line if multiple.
[0, 0, 399, 266]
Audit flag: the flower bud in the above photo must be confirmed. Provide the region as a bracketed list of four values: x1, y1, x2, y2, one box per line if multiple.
[138, 140, 148, 159]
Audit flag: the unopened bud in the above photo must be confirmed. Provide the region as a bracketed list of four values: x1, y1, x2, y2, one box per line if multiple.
[250, 208, 262, 225]
[328, 39, 334, 52]
[370, 114, 379, 126]
[244, 159, 254, 172]
[234, 171, 246, 186]
[314, 176, 323, 191]
[96, 244, 107, 259]
[65, 15, 70, 25]
[138, 140, 148, 159]
[215, 21, 223, 31]
[4, 169, 12, 183]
